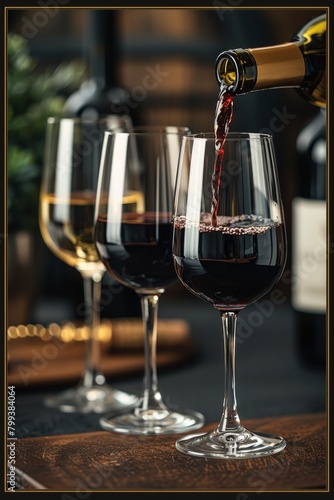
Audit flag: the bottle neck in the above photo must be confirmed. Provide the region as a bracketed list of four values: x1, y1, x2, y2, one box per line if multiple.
[88, 10, 121, 89]
[249, 42, 305, 90]
[215, 42, 305, 95]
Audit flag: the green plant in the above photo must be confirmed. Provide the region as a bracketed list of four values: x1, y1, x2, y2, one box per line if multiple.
[7, 33, 85, 232]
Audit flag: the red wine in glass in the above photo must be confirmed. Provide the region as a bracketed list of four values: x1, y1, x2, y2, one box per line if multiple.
[95, 130, 205, 435]
[95, 212, 178, 291]
[173, 213, 285, 311]
[172, 132, 287, 458]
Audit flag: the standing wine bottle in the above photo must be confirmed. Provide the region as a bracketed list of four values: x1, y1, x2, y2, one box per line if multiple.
[63, 10, 137, 122]
[292, 109, 326, 367]
[62, 10, 141, 319]
[215, 13, 326, 107]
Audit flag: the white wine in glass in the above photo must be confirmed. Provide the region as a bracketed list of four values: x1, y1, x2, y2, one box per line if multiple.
[39, 116, 138, 413]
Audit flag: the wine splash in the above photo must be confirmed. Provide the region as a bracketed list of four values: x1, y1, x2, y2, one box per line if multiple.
[212, 86, 234, 226]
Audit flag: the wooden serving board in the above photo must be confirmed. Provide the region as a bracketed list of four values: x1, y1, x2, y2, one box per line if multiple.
[7, 319, 196, 388]
[12, 413, 327, 491]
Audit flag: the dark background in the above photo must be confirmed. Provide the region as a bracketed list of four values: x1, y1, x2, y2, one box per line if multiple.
[6, 7, 327, 436]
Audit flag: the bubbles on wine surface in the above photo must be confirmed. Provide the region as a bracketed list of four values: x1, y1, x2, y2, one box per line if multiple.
[172, 213, 280, 235]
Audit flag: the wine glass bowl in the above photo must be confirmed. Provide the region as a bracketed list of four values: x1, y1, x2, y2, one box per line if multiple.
[39, 116, 139, 413]
[172, 132, 287, 457]
[94, 130, 205, 434]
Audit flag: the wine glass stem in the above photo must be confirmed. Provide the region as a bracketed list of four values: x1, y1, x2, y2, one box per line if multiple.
[80, 272, 105, 388]
[218, 311, 241, 432]
[139, 293, 165, 410]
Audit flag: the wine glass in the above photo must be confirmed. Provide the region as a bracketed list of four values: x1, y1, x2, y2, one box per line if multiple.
[39, 116, 139, 413]
[94, 130, 205, 434]
[172, 132, 287, 458]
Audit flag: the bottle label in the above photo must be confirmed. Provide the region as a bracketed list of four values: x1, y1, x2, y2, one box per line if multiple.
[291, 197, 326, 313]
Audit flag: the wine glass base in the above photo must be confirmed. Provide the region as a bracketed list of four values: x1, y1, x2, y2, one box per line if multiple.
[175, 425, 286, 459]
[44, 385, 139, 414]
[100, 405, 205, 435]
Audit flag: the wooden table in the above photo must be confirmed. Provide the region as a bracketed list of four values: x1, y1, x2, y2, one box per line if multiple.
[11, 412, 327, 491]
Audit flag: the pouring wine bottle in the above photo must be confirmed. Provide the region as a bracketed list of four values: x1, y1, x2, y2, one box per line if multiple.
[215, 13, 326, 107]
[214, 13, 327, 368]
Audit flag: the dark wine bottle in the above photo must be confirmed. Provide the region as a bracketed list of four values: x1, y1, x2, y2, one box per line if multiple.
[62, 10, 141, 319]
[215, 13, 326, 107]
[63, 10, 138, 123]
[292, 109, 326, 367]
